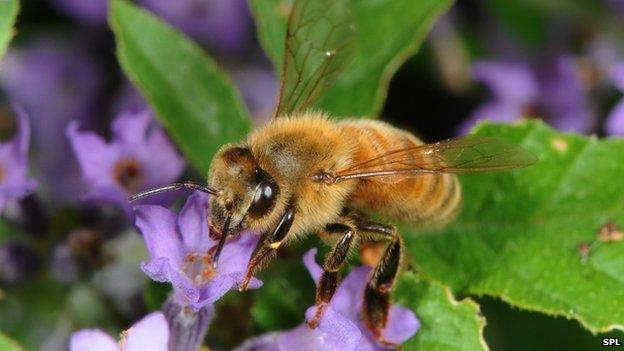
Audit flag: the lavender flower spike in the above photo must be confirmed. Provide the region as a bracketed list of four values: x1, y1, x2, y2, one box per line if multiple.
[0, 106, 37, 212]
[134, 192, 262, 310]
[235, 249, 420, 351]
[67, 110, 185, 213]
[70, 312, 169, 351]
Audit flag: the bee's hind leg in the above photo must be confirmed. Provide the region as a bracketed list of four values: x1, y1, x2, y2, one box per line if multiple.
[307, 221, 357, 329]
[356, 218, 402, 348]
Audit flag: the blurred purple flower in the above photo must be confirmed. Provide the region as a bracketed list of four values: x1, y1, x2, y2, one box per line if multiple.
[235, 249, 419, 351]
[606, 63, 624, 135]
[606, 0, 624, 14]
[0, 106, 37, 211]
[232, 66, 278, 122]
[49, 0, 107, 25]
[134, 192, 262, 311]
[70, 311, 169, 351]
[0, 38, 104, 201]
[460, 56, 594, 134]
[111, 80, 148, 115]
[137, 0, 253, 53]
[67, 110, 185, 213]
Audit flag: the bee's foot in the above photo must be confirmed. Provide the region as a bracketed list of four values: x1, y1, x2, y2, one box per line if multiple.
[376, 335, 398, 350]
[238, 271, 253, 291]
[306, 302, 329, 329]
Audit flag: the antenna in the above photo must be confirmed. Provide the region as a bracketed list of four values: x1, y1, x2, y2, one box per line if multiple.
[128, 181, 219, 202]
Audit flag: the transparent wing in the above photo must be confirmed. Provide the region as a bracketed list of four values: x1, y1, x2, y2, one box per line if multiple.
[273, 0, 355, 118]
[330, 135, 537, 183]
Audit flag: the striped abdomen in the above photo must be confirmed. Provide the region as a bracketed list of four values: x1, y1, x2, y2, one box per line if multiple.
[338, 119, 462, 225]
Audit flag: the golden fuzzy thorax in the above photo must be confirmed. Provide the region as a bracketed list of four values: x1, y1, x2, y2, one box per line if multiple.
[207, 112, 461, 243]
[245, 113, 357, 241]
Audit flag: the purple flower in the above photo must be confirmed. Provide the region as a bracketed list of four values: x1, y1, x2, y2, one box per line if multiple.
[48, 0, 107, 25]
[235, 249, 420, 351]
[0, 38, 104, 201]
[136, 0, 253, 53]
[538, 56, 594, 133]
[232, 66, 278, 122]
[70, 312, 169, 351]
[0, 106, 37, 211]
[460, 56, 594, 134]
[606, 0, 624, 15]
[606, 63, 624, 135]
[134, 192, 262, 310]
[111, 80, 149, 115]
[67, 110, 185, 213]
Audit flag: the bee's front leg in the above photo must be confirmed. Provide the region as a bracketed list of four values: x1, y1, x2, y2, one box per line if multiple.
[239, 205, 295, 291]
[307, 222, 357, 329]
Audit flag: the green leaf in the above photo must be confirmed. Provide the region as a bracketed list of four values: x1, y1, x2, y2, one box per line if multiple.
[479, 296, 623, 351]
[0, 0, 18, 60]
[0, 279, 120, 350]
[0, 280, 68, 350]
[251, 256, 315, 332]
[143, 281, 171, 311]
[249, 0, 452, 117]
[405, 120, 624, 333]
[0, 332, 25, 351]
[396, 273, 488, 351]
[109, 0, 251, 174]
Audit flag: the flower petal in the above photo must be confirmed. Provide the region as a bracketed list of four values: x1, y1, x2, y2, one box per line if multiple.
[141, 258, 200, 305]
[195, 234, 263, 308]
[611, 62, 624, 92]
[69, 329, 119, 351]
[178, 192, 213, 253]
[134, 204, 184, 265]
[381, 305, 420, 345]
[66, 121, 119, 186]
[143, 128, 185, 187]
[111, 110, 151, 147]
[331, 266, 370, 319]
[82, 185, 131, 215]
[302, 248, 322, 285]
[195, 272, 262, 308]
[216, 233, 260, 276]
[123, 312, 169, 351]
[473, 60, 538, 105]
[606, 99, 624, 135]
[10, 104, 30, 160]
[0, 180, 38, 198]
[302, 307, 362, 351]
[233, 332, 281, 351]
[538, 56, 592, 133]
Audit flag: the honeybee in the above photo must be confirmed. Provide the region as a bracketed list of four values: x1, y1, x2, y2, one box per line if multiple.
[130, 0, 536, 346]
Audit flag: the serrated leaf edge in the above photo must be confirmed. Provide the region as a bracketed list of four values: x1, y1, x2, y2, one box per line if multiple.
[369, 0, 453, 117]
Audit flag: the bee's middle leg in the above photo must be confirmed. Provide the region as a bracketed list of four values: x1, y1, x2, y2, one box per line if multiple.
[307, 221, 357, 329]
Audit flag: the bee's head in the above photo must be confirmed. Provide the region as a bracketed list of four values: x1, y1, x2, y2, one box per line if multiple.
[207, 144, 279, 234]
[127, 143, 279, 268]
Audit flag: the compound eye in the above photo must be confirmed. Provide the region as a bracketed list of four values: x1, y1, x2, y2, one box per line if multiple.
[248, 181, 276, 218]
